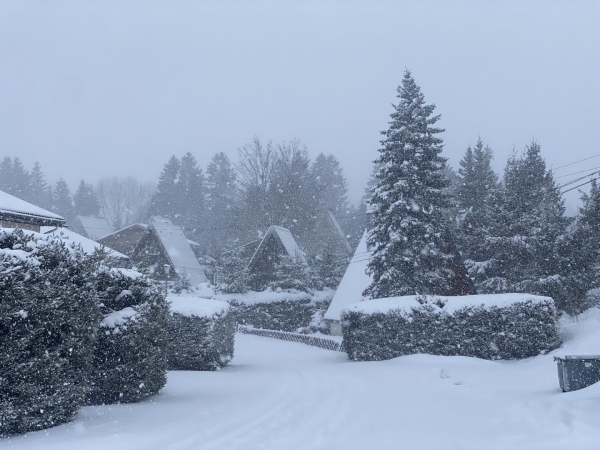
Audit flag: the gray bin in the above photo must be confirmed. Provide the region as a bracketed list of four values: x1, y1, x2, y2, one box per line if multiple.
[555, 355, 600, 392]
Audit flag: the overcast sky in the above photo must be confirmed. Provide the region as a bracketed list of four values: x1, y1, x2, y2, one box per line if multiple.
[1, 0, 598, 213]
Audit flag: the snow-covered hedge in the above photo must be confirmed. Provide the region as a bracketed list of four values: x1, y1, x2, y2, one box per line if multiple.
[218, 289, 333, 332]
[0, 230, 100, 436]
[87, 268, 169, 405]
[168, 296, 235, 371]
[341, 293, 561, 362]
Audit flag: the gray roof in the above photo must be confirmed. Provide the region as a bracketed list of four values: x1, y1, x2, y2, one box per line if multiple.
[149, 216, 207, 286]
[75, 215, 113, 240]
[247, 225, 307, 268]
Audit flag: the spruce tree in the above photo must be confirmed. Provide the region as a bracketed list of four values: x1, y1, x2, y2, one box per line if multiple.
[0, 157, 14, 193]
[73, 180, 101, 217]
[177, 152, 205, 235]
[364, 70, 455, 299]
[27, 162, 51, 208]
[311, 153, 348, 215]
[206, 152, 238, 253]
[51, 179, 75, 224]
[11, 158, 30, 200]
[151, 155, 181, 219]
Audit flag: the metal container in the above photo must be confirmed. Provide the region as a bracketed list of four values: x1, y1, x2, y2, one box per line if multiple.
[555, 355, 600, 392]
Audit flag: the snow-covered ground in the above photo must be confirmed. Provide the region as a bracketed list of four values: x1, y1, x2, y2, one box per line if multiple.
[3, 311, 600, 450]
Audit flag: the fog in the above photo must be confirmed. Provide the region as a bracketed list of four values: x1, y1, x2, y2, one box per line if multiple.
[1, 0, 598, 211]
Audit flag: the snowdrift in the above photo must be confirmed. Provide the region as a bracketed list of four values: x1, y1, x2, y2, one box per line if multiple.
[341, 293, 561, 361]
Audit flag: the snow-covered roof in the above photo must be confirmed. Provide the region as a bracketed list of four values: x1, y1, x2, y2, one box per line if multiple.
[324, 230, 373, 321]
[101, 222, 199, 247]
[0, 190, 64, 223]
[326, 210, 352, 254]
[248, 225, 307, 268]
[41, 227, 128, 259]
[149, 216, 207, 286]
[76, 215, 113, 240]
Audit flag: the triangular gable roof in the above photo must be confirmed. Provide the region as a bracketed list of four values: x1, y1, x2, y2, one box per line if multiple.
[148, 216, 207, 286]
[326, 210, 352, 254]
[41, 227, 128, 259]
[324, 230, 373, 322]
[247, 225, 307, 269]
[75, 215, 113, 240]
[0, 190, 64, 224]
[100, 223, 147, 241]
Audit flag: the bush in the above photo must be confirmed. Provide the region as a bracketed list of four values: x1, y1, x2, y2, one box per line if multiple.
[219, 290, 333, 332]
[341, 293, 560, 362]
[0, 230, 100, 436]
[87, 268, 169, 405]
[168, 296, 235, 371]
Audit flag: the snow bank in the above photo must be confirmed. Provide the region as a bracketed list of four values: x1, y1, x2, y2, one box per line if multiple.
[215, 289, 313, 305]
[100, 307, 138, 330]
[167, 294, 230, 318]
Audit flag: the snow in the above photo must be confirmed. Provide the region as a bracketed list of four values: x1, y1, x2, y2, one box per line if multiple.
[248, 225, 307, 268]
[324, 230, 372, 321]
[5, 309, 600, 450]
[343, 292, 554, 316]
[100, 307, 138, 329]
[168, 294, 230, 318]
[110, 267, 143, 279]
[0, 190, 64, 221]
[149, 216, 207, 286]
[42, 228, 128, 259]
[75, 216, 113, 240]
[216, 289, 333, 305]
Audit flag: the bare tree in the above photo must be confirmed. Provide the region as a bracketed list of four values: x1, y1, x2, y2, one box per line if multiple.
[96, 177, 155, 230]
[236, 136, 277, 193]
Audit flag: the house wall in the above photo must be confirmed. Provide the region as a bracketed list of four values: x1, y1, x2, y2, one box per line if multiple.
[0, 220, 40, 232]
[98, 226, 146, 257]
[249, 236, 286, 290]
[131, 231, 176, 281]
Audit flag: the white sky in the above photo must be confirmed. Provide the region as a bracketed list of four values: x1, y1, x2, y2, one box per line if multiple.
[1, 1, 598, 213]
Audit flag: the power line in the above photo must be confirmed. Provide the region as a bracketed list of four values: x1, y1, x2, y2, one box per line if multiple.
[557, 171, 600, 190]
[552, 153, 600, 171]
[561, 177, 598, 195]
[554, 166, 600, 179]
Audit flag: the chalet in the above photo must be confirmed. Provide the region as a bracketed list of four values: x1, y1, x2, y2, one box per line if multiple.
[303, 210, 352, 257]
[71, 215, 113, 240]
[247, 225, 308, 290]
[324, 230, 373, 335]
[131, 216, 207, 286]
[97, 223, 148, 257]
[0, 189, 65, 232]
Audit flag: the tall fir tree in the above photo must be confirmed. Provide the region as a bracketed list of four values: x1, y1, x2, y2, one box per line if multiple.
[11, 158, 30, 200]
[51, 179, 75, 224]
[27, 162, 51, 208]
[0, 157, 14, 194]
[151, 155, 181, 219]
[365, 70, 462, 298]
[311, 153, 348, 215]
[73, 180, 101, 217]
[176, 152, 205, 238]
[206, 152, 238, 254]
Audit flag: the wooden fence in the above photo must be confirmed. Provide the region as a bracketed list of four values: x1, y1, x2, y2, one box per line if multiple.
[237, 325, 345, 352]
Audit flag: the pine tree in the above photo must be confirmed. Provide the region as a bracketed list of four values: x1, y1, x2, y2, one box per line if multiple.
[11, 158, 30, 200]
[151, 155, 181, 219]
[268, 252, 313, 294]
[0, 157, 14, 194]
[364, 70, 456, 299]
[73, 180, 101, 217]
[474, 141, 571, 304]
[216, 240, 251, 294]
[311, 153, 348, 215]
[51, 179, 75, 225]
[27, 162, 51, 208]
[177, 152, 205, 238]
[206, 152, 238, 254]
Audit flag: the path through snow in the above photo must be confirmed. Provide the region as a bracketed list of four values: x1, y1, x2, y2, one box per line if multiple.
[3, 312, 600, 450]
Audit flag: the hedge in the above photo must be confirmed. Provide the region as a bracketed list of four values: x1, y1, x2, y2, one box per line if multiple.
[217, 289, 334, 332]
[168, 296, 235, 371]
[341, 293, 561, 362]
[87, 268, 169, 405]
[0, 230, 100, 436]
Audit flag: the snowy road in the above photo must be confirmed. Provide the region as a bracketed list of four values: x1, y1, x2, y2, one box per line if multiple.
[3, 317, 600, 450]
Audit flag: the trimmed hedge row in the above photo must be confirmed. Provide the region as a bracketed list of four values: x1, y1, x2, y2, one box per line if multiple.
[0, 230, 99, 437]
[341, 294, 561, 362]
[87, 268, 169, 405]
[220, 290, 334, 332]
[168, 297, 236, 371]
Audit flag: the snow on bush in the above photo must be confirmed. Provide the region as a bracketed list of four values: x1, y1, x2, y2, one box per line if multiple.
[87, 267, 169, 405]
[341, 293, 561, 362]
[218, 289, 333, 332]
[168, 295, 235, 371]
[0, 229, 100, 436]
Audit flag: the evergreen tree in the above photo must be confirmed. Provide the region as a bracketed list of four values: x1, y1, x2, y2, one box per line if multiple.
[268, 252, 313, 294]
[177, 152, 205, 238]
[151, 155, 180, 219]
[473, 142, 571, 304]
[454, 138, 499, 263]
[73, 180, 101, 217]
[206, 152, 238, 254]
[364, 70, 458, 299]
[215, 240, 251, 294]
[27, 162, 51, 208]
[311, 153, 348, 215]
[0, 157, 13, 194]
[51, 179, 75, 224]
[11, 158, 30, 200]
